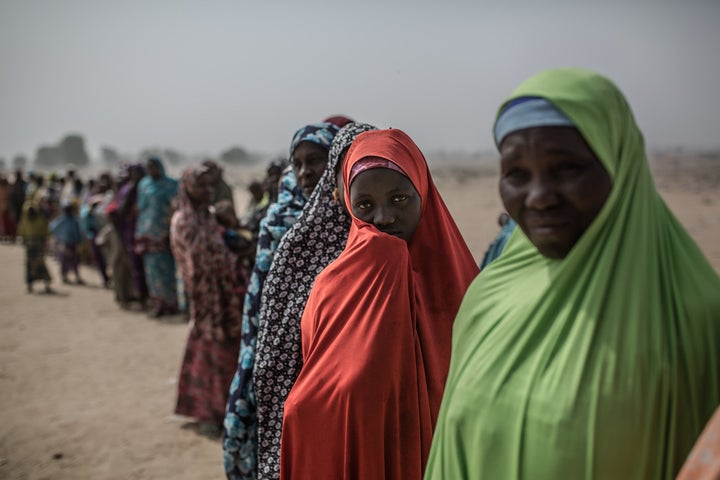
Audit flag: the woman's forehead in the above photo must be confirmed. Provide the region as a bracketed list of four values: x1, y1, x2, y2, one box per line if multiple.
[350, 168, 416, 193]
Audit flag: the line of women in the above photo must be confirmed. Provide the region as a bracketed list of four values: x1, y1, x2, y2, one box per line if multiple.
[220, 67, 719, 479]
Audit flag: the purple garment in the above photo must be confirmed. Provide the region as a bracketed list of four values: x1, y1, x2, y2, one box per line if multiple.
[113, 181, 148, 299]
[60, 244, 79, 277]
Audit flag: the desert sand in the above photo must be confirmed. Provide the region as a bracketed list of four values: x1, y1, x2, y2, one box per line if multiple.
[1, 156, 719, 479]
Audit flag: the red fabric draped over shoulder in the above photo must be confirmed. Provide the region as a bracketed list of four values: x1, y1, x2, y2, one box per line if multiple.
[280, 129, 479, 479]
[344, 129, 480, 421]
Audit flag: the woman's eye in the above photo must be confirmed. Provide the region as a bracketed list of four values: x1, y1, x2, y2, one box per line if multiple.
[354, 200, 372, 210]
[556, 162, 585, 177]
[503, 168, 529, 182]
[392, 195, 408, 203]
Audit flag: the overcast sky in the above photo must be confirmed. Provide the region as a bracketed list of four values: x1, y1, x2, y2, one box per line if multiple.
[1, 0, 718, 162]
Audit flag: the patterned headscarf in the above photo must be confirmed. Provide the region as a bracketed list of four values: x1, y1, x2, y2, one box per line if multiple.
[289, 122, 340, 162]
[176, 165, 211, 211]
[222, 122, 375, 480]
[171, 165, 242, 341]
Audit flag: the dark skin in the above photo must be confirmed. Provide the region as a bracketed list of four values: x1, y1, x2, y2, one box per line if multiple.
[499, 126, 613, 259]
[248, 182, 264, 203]
[147, 160, 162, 180]
[202, 161, 221, 185]
[350, 167, 422, 242]
[120, 168, 145, 216]
[292, 141, 329, 198]
[187, 173, 214, 207]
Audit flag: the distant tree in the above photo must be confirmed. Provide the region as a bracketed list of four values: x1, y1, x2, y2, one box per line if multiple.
[220, 146, 251, 165]
[138, 147, 186, 166]
[139, 148, 160, 161]
[12, 155, 28, 171]
[59, 134, 90, 167]
[35, 145, 63, 168]
[101, 146, 121, 166]
[163, 148, 183, 165]
[0, 158, 6, 171]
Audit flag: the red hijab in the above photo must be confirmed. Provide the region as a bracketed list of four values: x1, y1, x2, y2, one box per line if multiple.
[280, 129, 478, 479]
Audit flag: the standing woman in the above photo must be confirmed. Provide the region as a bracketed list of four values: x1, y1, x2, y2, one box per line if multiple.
[171, 166, 244, 434]
[114, 164, 149, 304]
[280, 128, 479, 479]
[18, 201, 53, 293]
[0, 175, 17, 242]
[224, 123, 374, 479]
[425, 68, 720, 479]
[222, 122, 339, 480]
[9, 170, 27, 241]
[136, 156, 179, 317]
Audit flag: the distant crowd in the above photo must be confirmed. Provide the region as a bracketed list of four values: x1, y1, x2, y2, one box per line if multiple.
[0, 158, 282, 302]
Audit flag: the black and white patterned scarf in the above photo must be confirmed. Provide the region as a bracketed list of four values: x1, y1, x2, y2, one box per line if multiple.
[253, 123, 377, 479]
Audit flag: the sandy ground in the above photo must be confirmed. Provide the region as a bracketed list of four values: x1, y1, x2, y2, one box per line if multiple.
[1, 159, 719, 480]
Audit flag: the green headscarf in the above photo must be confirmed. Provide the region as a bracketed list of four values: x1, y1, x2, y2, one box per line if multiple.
[425, 68, 720, 479]
[18, 201, 49, 239]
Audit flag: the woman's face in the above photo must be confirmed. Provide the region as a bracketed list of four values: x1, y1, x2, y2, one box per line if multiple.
[499, 126, 612, 259]
[187, 173, 214, 205]
[147, 160, 162, 180]
[350, 167, 422, 242]
[129, 168, 144, 183]
[293, 141, 329, 198]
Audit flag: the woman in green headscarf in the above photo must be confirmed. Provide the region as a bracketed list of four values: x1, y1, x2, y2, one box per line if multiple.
[18, 201, 53, 293]
[425, 68, 720, 479]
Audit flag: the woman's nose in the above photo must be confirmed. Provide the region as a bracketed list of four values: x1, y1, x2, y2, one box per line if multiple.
[525, 177, 560, 210]
[373, 206, 395, 226]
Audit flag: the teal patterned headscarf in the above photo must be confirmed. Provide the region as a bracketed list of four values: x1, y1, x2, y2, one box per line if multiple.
[289, 122, 340, 161]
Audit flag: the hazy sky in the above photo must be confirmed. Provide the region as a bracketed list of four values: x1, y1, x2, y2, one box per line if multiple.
[1, 0, 719, 162]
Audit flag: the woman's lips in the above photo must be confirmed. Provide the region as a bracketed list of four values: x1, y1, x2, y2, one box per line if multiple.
[525, 219, 570, 236]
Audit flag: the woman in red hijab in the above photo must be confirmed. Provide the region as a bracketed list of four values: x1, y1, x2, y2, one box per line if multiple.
[280, 129, 479, 479]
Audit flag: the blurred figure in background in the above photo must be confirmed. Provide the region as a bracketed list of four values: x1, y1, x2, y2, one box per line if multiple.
[80, 195, 110, 287]
[242, 181, 269, 240]
[202, 160, 235, 210]
[9, 169, 27, 240]
[59, 168, 77, 206]
[479, 212, 516, 269]
[114, 164, 149, 305]
[25, 173, 39, 201]
[214, 199, 254, 288]
[136, 157, 179, 317]
[50, 202, 84, 285]
[18, 201, 53, 293]
[171, 166, 244, 436]
[40, 174, 60, 221]
[263, 160, 284, 204]
[0, 175, 16, 242]
[103, 174, 139, 308]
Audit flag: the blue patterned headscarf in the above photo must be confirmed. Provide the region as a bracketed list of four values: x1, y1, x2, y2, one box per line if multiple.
[289, 122, 340, 160]
[222, 122, 339, 480]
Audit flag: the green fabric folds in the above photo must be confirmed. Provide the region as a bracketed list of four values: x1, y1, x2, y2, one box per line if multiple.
[425, 68, 720, 479]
